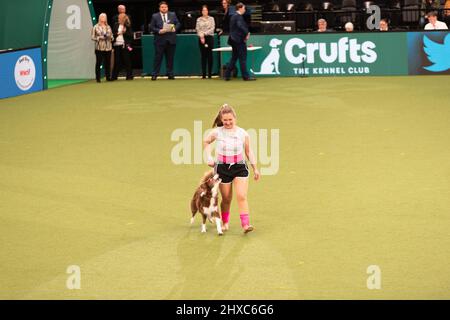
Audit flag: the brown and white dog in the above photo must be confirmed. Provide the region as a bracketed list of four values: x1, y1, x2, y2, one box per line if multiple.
[190, 170, 223, 235]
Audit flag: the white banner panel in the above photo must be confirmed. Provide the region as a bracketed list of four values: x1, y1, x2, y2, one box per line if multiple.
[48, 0, 95, 79]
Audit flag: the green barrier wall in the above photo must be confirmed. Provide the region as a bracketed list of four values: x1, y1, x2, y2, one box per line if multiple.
[1, 0, 96, 89]
[142, 32, 450, 78]
[220, 33, 411, 77]
[142, 34, 221, 76]
[0, 0, 48, 50]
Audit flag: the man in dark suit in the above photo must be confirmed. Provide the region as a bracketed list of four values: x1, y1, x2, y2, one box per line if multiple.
[224, 2, 255, 81]
[149, 1, 180, 80]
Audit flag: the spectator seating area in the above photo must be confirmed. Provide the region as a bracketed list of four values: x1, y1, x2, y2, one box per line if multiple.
[255, 0, 450, 31]
[93, 0, 450, 34]
[92, 0, 450, 69]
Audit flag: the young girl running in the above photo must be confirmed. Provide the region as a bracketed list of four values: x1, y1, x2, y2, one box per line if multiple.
[203, 104, 260, 233]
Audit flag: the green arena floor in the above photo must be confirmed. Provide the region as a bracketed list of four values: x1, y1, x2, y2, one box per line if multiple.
[0, 76, 449, 299]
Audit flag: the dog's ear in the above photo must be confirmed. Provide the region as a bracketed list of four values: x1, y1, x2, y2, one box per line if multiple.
[198, 185, 208, 196]
[200, 170, 214, 184]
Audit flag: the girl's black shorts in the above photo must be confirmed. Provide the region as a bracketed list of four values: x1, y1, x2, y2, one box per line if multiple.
[215, 162, 249, 184]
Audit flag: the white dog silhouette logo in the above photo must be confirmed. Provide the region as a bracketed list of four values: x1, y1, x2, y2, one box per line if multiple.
[251, 38, 282, 75]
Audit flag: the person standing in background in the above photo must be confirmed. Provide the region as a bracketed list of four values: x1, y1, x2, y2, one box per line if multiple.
[112, 13, 134, 80]
[218, 0, 235, 34]
[91, 13, 113, 83]
[149, 1, 181, 80]
[111, 5, 127, 77]
[224, 2, 255, 81]
[219, 0, 238, 78]
[113, 4, 127, 24]
[196, 5, 215, 79]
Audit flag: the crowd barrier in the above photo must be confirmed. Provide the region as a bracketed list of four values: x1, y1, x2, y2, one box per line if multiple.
[142, 35, 221, 76]
[1, 0, 97, 90]
[141, 30, 450, 77]
[0, 47, 44, 99]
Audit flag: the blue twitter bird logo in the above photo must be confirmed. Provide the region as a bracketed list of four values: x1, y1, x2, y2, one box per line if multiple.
[423, 34, 450, 72]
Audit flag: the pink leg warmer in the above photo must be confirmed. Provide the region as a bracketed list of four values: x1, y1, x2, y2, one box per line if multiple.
[222, 212, 230, 224]
[239, 213, 250, 228]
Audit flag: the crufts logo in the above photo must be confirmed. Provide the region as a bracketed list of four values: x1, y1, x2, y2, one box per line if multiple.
[251, 38, 282, 75]
[14, 55, 36, 91]
[423, 34, 450, 72]
[251, 36, 378, 76]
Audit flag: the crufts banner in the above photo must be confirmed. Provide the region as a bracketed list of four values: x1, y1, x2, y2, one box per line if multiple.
[407, 32, 450, 75]
[0, 47, 43, 99]
[220, 31, 449, 77]
[47, 0, 95, 79]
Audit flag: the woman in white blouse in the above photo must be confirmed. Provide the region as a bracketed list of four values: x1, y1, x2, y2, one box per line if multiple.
[195, 5, 215, 79]
[112, 13, 134, 80]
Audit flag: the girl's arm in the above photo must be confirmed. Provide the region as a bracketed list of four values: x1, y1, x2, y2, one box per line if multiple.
[203, 130, 217, 167]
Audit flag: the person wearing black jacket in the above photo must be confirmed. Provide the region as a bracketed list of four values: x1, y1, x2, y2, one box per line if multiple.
[112, 13, 133, 80]
[224, 3, 255, 81]
[219, 0, 238, 77]
[219, 0, 234, 34]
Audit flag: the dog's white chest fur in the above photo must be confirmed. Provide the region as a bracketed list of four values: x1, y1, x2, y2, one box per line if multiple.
[202, 182, 219, 218]
[201, 181, 222, 235]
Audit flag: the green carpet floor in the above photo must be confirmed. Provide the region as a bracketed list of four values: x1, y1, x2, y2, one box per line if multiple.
[0, 77, 449, 299]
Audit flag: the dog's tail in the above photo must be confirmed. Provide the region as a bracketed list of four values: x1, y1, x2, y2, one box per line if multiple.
[190, 200, 197, 223]
[190, 198, 198, 215]
[191, 191, 198, 212]
[190, 193, 198, 224]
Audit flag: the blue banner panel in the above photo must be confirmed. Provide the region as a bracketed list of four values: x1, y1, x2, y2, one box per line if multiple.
[0, 47, 43, 99]
[407, 32, 450, 75]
